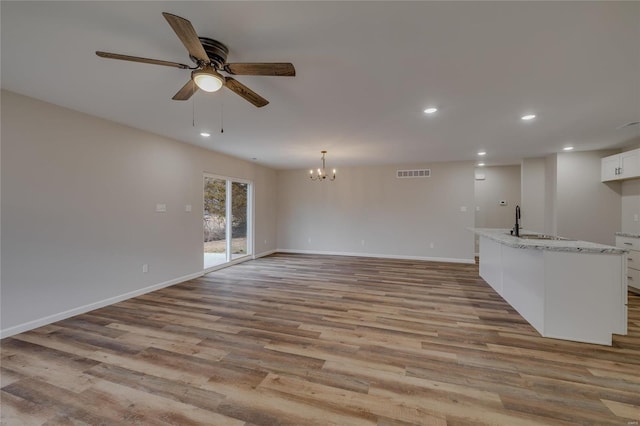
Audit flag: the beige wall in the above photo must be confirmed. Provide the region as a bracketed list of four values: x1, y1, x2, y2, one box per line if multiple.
[621, 180, 640, 234]
[544, 154, 558, 235]
[555, 151, 621, 245]
[474, 165, 521, 229]
[1, 90, 278, 335]
[474, 165, 521, 252]
[276, 162, 475, 262]
[511, 152, 622, 244]
[520, 158, 546, 233]
[619, 142, 640, 235]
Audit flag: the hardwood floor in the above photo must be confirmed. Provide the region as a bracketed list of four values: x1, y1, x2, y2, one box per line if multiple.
[2, 253, 639, 425]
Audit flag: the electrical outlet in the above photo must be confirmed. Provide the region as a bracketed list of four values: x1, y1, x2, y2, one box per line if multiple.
[142, 264, 149, 273]
[634, 214, 639, 222]
[429, 242, 434, 249]
[308, 237, 312, 244]
[460, 206, 467, 212]
[185, 204, 192, 212]
[361, 239, 365, 246]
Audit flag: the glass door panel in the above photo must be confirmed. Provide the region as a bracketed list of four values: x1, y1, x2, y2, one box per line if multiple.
[231, 182, 249, 260]
[203, 176, 227, 268]
[204, 175, 252, 269]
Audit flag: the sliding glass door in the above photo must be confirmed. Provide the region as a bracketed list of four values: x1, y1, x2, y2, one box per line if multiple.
[231, 181, 249, 260]
[204, 175, 252, 269]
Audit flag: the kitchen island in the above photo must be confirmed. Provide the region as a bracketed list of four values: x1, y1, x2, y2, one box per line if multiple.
[471, 228, 627, 345]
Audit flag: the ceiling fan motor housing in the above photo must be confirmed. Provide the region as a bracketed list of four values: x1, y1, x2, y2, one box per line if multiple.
[191, 38, 229, 69]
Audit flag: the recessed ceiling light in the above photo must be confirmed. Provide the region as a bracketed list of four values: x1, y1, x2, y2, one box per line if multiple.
[477, 151, 487, 156]
[563, 146, 574, 151]
[521, 114, 536, 121]
[477, 163, 485, 167]
[423, 107, 438, 114]
[200, 132, 211, 137]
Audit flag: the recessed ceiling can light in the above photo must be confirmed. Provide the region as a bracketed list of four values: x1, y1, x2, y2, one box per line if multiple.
[477, 151, 487, 156]
[423, 107, 438, 114]
[563, 146, 574, 151]
[521, 114, 536, 121]
[200, 132, 211, 137]
[477, 163, 485, 167]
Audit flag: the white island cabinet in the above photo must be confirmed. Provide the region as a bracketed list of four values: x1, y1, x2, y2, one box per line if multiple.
[472, 228, 628, 346]
[616, 232, 640, 294]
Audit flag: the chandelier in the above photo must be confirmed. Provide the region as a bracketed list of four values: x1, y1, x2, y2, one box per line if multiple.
[309, 151, 336, 181]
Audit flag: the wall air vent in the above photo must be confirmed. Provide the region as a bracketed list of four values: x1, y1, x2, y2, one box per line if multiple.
[396, 169, 431, 178]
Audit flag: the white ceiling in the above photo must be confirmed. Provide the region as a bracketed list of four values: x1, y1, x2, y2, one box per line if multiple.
[2, 1, 639, 169]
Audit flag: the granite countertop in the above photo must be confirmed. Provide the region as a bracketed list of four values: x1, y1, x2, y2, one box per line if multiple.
[470, 228, 627, 254]
[615, 232, 640, 239]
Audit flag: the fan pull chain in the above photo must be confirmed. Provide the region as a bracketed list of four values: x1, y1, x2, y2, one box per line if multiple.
[192, 97, 195, 128]
[220, 92, 224, 134]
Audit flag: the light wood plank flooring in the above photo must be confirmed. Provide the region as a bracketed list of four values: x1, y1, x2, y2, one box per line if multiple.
[2, 253, 639, 425]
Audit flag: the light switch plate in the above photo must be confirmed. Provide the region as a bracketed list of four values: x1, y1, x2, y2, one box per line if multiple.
[156, 204, 167, 213]
[185, 204, 192, 212]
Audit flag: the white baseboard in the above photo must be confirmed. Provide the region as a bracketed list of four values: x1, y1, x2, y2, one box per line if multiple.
[254, 249, 277, 259]
[275, 248, 475, 264]
[0, 271, 205, 339]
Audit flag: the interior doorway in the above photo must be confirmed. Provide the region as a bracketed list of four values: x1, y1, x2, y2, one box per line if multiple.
[203, 174, 252, 269]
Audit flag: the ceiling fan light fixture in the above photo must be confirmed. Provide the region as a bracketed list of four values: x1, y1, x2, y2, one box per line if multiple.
[192, 67, 224, 92]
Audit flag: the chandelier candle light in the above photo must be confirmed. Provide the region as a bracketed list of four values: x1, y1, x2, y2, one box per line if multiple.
[309, 151, 336, 181]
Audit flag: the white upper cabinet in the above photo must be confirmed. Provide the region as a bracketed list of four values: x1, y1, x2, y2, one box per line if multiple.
[601, 155, 621, 181]
[601, 149, 640, 182]
[621, 150, 640, 178]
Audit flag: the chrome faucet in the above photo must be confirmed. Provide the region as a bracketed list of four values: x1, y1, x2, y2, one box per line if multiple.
[512, 205, 521, 237]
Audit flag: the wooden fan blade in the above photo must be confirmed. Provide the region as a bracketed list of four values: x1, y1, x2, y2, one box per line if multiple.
[96, 51, 190, 69]
[224, 63, 295, 76]
[162, 12, 209, 62]
[172, 80, 199, 101]
[225, 77, 269, 107]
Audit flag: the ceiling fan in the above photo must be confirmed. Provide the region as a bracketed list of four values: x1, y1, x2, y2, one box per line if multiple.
[96, 12, 295, 107]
